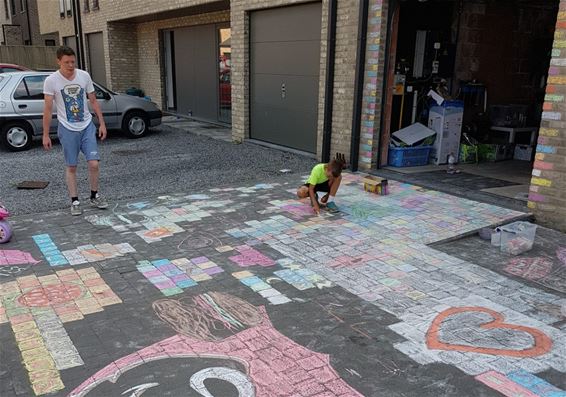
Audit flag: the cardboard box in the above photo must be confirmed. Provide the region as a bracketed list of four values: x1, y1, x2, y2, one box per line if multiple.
[514, 145, 533, 161]
[363, 176, 389, 195]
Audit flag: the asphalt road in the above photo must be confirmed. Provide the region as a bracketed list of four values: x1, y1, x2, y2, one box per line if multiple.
[0, 123, 316, 216]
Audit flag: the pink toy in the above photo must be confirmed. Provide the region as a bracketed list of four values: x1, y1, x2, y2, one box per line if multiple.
[0, 204, 12, 243]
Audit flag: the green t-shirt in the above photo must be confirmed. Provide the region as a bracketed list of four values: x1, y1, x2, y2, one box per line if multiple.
[306, 163, 328, 185]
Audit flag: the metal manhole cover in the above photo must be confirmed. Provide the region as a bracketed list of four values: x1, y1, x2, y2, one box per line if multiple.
[112, 149, 149, 156]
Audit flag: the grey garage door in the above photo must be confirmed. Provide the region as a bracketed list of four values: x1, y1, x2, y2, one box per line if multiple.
[174, 25, 218, 121]
[87, 32, 107, 86]
[250, 2, 322, 153]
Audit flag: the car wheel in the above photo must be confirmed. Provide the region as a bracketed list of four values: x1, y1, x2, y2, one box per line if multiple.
[122, 110, 148, 138]
[1, 121, 33, 151]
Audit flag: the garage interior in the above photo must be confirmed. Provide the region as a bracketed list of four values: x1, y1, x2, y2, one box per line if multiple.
[381, 0, 558, 202]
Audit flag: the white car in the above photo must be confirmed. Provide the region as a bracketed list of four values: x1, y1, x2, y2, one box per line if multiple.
[0, 71, 162, 151]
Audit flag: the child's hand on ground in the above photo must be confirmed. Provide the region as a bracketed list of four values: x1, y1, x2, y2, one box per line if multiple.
[313, 204, 320, 215]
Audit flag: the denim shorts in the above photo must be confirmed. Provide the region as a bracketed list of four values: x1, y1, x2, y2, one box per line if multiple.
[57, 121, 100, 166]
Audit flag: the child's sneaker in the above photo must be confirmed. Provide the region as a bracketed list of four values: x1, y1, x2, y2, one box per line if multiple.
[90, 194, 109, 209]
[326, 201, 340, 213]
[71, 200, 82, 216]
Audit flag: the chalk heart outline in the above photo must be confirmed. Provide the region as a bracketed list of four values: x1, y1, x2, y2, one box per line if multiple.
[426, 307, 552, 357]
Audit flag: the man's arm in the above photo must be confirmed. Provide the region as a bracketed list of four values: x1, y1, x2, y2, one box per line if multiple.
[42, 94, 54, 150]
[88, 92, 107, 140]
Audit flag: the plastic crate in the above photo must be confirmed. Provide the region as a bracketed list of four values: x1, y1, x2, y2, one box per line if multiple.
[500, 221, 537, 255]
[388, 146, 432, 167]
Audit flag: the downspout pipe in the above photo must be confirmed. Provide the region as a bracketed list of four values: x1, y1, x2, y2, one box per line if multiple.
[76, 0, 86, 70]
[377, 0, 397, 168]
[321, 0, 337, 163]
[72, 0, 86, 69]
[24, 0, 32, 44]
[349, 0, 369, 172]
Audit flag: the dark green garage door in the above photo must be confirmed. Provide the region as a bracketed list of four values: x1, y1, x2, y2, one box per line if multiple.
[250, 2, 322, 153]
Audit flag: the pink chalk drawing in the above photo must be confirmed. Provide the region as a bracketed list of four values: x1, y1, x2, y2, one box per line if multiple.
[281, 203, 315, 217]
[0, 250, 40, 266]
[229, 245, 275, 267]
[68, 294, 362, 397]
[475, 371, 538, 397]
[504, 257, 553, 281]
[557, 247, 566, 266]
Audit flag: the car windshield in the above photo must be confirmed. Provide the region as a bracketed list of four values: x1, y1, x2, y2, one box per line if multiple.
[95, 81, 116, 95]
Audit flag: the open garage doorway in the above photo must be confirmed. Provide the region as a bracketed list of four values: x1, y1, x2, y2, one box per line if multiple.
[380, 0, 559, 203]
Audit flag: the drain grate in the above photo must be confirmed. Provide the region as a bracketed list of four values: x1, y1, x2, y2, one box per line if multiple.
[17, 181, 49, 189]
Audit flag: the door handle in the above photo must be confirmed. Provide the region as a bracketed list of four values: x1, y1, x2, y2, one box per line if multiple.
[281, 83, 286, 99]
[18, 104, 27, 109]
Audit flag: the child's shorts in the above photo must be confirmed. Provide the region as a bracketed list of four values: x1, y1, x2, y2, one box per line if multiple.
[303, 181, 330, 193]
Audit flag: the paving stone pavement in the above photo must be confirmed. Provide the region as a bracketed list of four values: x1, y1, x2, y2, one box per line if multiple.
[0, 173, 564, 397]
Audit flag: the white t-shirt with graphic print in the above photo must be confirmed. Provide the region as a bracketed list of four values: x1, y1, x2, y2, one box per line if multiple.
[43, 69, 94, 132]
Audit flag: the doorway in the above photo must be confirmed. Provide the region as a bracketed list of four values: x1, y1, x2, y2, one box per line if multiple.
[380, 0, 558, 202]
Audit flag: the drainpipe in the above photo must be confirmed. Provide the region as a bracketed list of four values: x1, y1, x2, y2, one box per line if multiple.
[321, 0, 338, 163]
[376, 0, 397, 168]
[24, 0, 32, 44]
[71, 0, 86, 69]
[349, 0, 369, 172]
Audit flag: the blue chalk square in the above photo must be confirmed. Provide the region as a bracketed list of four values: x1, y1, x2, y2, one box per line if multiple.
[152, 259, 171, 267]
[240, 276, 263, 286]
[176, 279, 198, 288]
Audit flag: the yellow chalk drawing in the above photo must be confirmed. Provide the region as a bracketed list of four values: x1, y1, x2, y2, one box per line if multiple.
[535, 153, 546, 161]
[539, 128, 559, 137]
[531, 177, 552, 187]
[528, 202, 537, 209]
[548, 76, 566, 84]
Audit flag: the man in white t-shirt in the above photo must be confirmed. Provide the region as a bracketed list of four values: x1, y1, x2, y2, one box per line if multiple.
[42, 46, 109, 216]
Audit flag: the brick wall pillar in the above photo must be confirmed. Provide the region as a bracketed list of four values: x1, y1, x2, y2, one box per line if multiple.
[106, 22, 140, 93]
[358, 0, 388, 169]
[528, 2, 566, 232]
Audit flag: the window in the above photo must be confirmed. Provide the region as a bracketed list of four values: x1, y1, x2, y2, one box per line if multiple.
[92, 0, 98, 10]
[9, 0, 15, 15]
[2, 67, 23, 72]
[45, 39, 56, 46]
[19, 0, 23, 13]
[83, 0, 89, 12]
[65, 0, 72, 17]
[59, 0, 64, 17]
[3, 0, 9, 18]
[13, 76, 46, 100]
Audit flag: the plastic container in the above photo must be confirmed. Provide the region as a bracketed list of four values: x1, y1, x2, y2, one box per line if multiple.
[491, 227, 501, 247]
[500, 221, 537, 255]
[388, 146, 432, 167]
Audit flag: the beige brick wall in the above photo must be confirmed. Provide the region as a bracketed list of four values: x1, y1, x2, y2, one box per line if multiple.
[231, 0, 360, 155]
[528, 3, 566, 232]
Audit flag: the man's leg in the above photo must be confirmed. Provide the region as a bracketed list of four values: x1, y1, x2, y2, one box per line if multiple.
[81, 122, 107, 209]
[57, 124, 82, 215]
[65, 166, 79, 198]
[87, 160, 99, 193]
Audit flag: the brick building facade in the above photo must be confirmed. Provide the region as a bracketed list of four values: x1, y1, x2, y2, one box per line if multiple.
[6, 0, 58, 45]
[37, 0, 566, 231]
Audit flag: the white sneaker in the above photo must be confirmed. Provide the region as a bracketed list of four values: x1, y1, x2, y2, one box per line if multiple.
[71, 200, 82, 216]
